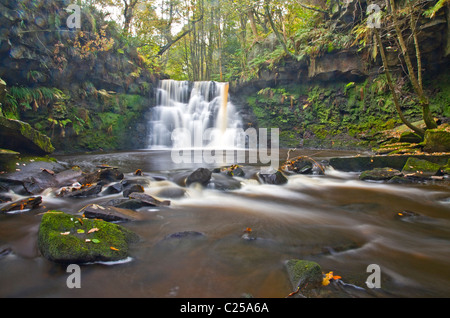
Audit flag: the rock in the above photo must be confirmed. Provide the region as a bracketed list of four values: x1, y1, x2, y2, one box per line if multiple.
[0, 196, 42, 213]
[423, 128, 450, 153]
[80, 204, 144, 222]
[0, 116, 54, 155]
[79, 168, 124, 185]
[54, 167, 83, 187]
[329, 154, 450, 172]
[103, 198, 149, 210]
[399, 131, 423, 143]
[401, 157, 441, 177]
[123, 184, 144, 197]
[152, 186, 186, 199]
[22, 169, 58, 194]
[60, 184, 103, 197]
[158, 231, 206, 249]
[257, 170, 288, 185]
[186, 168, 212, 187]
[128, 192, 170, 206]
[282, 156, 325, 175]
[104, 182, 124, 194]
[359, 167, 403, 181]
[284, 259, 323, 291]
[38, 211, 139, 264]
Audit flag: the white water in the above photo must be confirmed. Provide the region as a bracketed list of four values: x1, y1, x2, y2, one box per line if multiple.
[148, 80, 243, 149]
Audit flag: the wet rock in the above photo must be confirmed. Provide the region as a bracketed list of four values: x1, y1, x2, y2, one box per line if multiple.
[22, 169, 58, 194]
[257, 170, 288, 185]
[128, 192, 170, 206]
[285, 259, 323, 291]
[123, 184, 144, 197]
[104, 182, 124, 194]
[186, 168, 212, 187]
[401, 157, 441, 178]
[54, 167, 83, 187]
[61, 184, 103, 198]
[80, 204, 144, 222]
[220, 165, 245, 177]
[359, 167, 403, 181]
[208, 173, 242, 190]
[152, 186, 186, 199]
[282, 156, 325, 175]
[38, 211, 139, 264]
[79, 167, 124, 185]
[0, 196, 42, 213]
[103, 198, 149, 210]
[157, 231, 206, 249]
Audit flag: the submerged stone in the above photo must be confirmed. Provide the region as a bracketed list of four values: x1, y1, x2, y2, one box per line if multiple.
[38, 211, 139, 264]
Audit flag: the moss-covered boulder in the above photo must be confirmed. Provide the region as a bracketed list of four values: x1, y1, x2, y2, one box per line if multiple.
[38, 211, 139, 264]
[284, 259, 323, 291]
[401, 157, 441, 177]
[423, 128, 450, 153]
[0, 116, 54, 155]
[399, 131, 423, 143]
[359, 167, 403, 181]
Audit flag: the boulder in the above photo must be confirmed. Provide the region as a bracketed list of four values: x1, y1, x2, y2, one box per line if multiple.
[399, 131, 423, 143]
[60, 184, 103, 197]
[257, 170, 288, 185]
[284, 259, 324, 291]
[38, 211, 139, 264]
[0, 116, 54, 155]
[80, 204, 144, 222]
[128, 192, 170, 207]
[282, 156, 325, 175]
[186, 168, 212, 187]
[123, 184, 144, 197]
[423, 128, 450, 153]
[401, 157, 441, 177]
[359, 167, 403, 181]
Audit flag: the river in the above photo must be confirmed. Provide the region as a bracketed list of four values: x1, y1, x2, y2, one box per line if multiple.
[1, 149, 449, 298]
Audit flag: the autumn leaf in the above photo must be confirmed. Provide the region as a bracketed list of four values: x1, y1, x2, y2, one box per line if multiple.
[322, 271, 342, 286]
[88, 228, 99, 234]
[110, 247, 120, 251]
[77, 229, 85, 234]
[60, 231, 70, 235]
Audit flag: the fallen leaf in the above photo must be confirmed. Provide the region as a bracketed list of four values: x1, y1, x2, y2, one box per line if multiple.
[110, 247, 120, 251]
[88, 228, 99, 234]
[77, 229, 85, 234]
[322, 271, 341, 286]
[91, 239, 100, 244]
[60, 232, 70, 235]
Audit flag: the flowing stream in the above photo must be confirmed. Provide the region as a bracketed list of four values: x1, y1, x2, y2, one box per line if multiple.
[1, 149, 450, 298]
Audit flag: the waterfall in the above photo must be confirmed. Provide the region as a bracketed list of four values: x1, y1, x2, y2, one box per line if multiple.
[148, 79, 243, 149]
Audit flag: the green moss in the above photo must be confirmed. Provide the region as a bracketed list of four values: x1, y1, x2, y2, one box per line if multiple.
[285, 259, 323, 290]
[401, 157, 441, 176]
[38, 211, 139, 264]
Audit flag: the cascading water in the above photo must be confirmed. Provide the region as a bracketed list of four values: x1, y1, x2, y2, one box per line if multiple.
[148, 79, 243, 149]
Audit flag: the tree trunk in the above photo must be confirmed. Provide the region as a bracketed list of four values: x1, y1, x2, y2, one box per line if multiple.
[389, 0, 437, 129]
[374, 28, 425, 136]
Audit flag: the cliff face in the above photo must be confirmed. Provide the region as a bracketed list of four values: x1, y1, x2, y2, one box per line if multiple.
[231, 0, 450, 149]
[0, 0, 159, 153]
